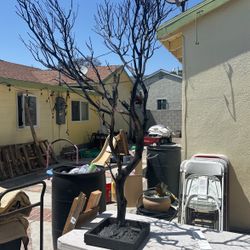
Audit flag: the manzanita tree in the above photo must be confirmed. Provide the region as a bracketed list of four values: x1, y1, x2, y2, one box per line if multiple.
[16, 0, 173, 226]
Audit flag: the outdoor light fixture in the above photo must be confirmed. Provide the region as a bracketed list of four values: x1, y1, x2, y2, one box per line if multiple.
[165, 0, 188, 12]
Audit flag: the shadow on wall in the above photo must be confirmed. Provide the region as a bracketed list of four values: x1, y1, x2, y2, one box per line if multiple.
[228, 163, 250, 233]
[223, 63, 236, 122]
[186, 0, 250, 79]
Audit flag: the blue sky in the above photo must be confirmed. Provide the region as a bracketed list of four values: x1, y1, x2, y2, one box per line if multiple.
[0, 0, 202, 74]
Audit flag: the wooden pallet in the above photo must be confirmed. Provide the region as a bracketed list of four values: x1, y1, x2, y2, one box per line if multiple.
[0, 140, 57, 181]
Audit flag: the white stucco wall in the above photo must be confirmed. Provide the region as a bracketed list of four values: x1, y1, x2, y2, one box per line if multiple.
[182, 0, 250, 231]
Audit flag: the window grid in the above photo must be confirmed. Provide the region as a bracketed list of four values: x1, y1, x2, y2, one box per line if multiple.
[157, 99, 169, 110]
[71, 101, 89, 121]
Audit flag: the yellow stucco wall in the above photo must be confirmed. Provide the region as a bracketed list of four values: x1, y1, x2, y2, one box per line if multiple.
[181, 0, 250, 231]
[100, 70, 132, 134]
[67, 94, 100, 145]
[0, 84, 100, 153]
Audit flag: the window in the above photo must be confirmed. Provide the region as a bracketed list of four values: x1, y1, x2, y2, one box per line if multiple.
[71, 101, 89, 121]
[157, 99, 169, 110]
[17, 94, 37, 128]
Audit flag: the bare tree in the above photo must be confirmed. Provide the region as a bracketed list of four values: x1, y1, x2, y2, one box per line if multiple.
[16, 0, 172, 226]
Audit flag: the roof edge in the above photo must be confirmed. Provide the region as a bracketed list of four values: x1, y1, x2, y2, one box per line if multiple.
[157, 0, 231, 39]
[0, 76, 98, 96]
[145, 69, 182, 80]
[102, 66, 133, 85]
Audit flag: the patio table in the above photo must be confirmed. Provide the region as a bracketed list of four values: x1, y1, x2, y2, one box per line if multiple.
[57, 211, 250, 250]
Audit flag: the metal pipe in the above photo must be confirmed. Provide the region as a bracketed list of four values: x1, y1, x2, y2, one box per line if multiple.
[46, 138, 79, 168]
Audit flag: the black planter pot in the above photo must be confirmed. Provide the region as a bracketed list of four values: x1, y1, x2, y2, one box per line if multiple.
[84, 217, 150, 250]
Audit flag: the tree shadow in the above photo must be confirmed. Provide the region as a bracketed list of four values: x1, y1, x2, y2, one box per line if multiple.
[223, 63, 236, 121]
[139, 219, 250, 249]
[139, 220, 205, 249]
[202, 228, 250, 249]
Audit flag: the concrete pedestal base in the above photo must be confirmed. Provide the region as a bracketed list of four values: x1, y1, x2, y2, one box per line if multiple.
[58, 211, 250, 250]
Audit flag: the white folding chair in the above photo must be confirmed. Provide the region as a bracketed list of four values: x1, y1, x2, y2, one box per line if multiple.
[179, 159, 225, 231]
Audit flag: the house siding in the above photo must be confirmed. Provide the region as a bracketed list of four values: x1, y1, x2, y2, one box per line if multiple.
[145, 72, 182, 132]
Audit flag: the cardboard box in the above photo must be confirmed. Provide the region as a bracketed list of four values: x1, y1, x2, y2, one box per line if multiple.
[111, 174, 143, 207]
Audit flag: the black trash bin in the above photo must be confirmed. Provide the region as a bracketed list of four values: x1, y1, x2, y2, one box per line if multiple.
[146, 143, 181, 196]
[0, 238, 21, 250]
[52, 165, 106, 249]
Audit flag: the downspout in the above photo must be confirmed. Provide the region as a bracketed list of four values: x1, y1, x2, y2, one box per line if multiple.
[182, 34, 188, 159]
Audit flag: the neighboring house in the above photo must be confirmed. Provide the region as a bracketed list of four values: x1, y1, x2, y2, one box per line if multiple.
[157, 0, 250, 232]
[88, 66, 133, 135]
[0, 60, 132, 153]
[144, 69, 182, 133]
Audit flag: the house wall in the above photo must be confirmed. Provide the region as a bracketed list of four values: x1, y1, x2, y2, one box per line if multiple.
[0, 84, 100, 153]
[182, 0, 250, 231]
[67, 94, 100, 145]
[146, 110, 182, 133]
[100, 70, 132, 135]
[146, 73, 182, 132]
[146, 74, 182, 111]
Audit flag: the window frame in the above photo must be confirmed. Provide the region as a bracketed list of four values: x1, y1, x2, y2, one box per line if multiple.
[157, 98, 169, 110]
[71, 100, 89, 122]
[17, 93, 38, 128]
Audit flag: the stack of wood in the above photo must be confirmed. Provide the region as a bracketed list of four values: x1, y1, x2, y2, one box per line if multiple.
[63, 190, 102, 235]
[0, 140, 57, 181]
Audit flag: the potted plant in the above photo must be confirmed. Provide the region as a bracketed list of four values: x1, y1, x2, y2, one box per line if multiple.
[17, 0, 173, 248]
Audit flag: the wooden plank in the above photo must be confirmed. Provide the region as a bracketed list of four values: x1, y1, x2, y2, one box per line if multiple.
[30, 143, 41, 169]
[62, 192, 86, 235]
[15, 145, 27, 174]
[120, 130, 129, 155]
[43, 140, 57, 163]
[0, 155, 7, 181]
[39, 141, 47, 156]
[20, 145, 32, 171]
[76, 207, 99, 228]
[8, 145, 22, 176]
[2, 148, 14, 178]
[85, 190, 102, 211]
[0, 148, 7, 180]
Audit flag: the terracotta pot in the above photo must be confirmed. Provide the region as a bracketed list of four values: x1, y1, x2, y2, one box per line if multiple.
[142, 189, 171, 212]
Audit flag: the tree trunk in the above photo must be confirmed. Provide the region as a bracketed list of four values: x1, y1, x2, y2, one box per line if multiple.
[115, 175, 127, 226]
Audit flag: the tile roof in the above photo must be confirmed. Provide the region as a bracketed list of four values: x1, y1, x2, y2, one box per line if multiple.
[86, 65, 120, 83]
[0, 60, 120, 86]
[0, 60, 42, 83]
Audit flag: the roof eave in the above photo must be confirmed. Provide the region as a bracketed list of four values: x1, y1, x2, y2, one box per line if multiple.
[0, 77, 98, 96]
[145, 69, 182, 81]
[157, 0, 231, 40]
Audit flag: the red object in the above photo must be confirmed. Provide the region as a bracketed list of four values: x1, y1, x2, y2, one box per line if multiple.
[106, 183, 112, 204]
[143, 136, 161, 146]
